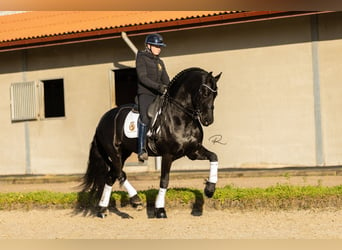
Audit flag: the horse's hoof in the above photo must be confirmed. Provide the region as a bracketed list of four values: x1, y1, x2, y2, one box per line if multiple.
[135, 204, 143, 211]
[204, 181, 216, 198]
[155, 208, 167, 218]
[130, 194, 143, 210]
[97, 212, 107, 219]
[97, 207, 108, 219]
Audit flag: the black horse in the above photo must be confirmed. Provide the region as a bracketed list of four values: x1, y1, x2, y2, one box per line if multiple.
[81, 67, 222, 218]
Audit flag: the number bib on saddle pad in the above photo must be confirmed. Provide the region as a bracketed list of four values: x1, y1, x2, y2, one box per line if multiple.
[123, 104, 162, 139]
[123, 111, 139, 138]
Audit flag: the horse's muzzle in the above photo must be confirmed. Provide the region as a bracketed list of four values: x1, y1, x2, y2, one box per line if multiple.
[201, 118, 213, 126]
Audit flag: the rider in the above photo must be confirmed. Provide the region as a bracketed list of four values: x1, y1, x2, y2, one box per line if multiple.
[136, 33, 170, 162]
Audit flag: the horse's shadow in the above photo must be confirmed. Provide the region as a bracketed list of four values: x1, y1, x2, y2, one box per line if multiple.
[74, 188, 204, 219]
[136, 188, 205, 218]
[190, 189, 205, 216]
[74, 191, 132, 219]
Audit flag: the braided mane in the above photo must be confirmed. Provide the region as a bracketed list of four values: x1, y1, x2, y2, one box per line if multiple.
[169, 67, 205, 87]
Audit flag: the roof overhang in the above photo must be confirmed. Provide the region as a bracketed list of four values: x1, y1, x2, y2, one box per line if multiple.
[0, 11, 332, 52]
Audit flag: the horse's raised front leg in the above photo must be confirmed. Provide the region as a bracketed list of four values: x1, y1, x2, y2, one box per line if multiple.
[155, 154, 173, 219]
[187, 145, 218, 198]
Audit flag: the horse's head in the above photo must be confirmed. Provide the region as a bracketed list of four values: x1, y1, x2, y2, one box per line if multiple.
[195, 71, 221, 126]
[168, 68, 222, 126]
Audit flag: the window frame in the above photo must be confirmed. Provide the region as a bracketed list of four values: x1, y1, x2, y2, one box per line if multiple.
[9, 78, 66, 122]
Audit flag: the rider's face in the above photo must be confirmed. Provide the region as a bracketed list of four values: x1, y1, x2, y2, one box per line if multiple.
[148, 44, 162, 56]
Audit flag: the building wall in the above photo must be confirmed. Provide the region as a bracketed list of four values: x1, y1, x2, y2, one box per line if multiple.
[163, 13, 342, 170]
[0, 40, 131, 175]
[164, 15, 318, 170]
[319, 12, 342, 166]
[0, 12, 341, 175]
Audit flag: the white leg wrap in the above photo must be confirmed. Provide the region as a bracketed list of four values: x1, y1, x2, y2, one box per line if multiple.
[99, 184, 112, 207]
[155, 188, 167, 208]
[122, 179, 138, 198]
[209, 161, 218, 183]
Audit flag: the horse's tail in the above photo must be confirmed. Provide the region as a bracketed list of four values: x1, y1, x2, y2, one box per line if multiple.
[81, 136, 107, 199]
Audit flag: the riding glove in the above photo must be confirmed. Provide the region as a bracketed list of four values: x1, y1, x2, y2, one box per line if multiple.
[158, 84, 168, 95]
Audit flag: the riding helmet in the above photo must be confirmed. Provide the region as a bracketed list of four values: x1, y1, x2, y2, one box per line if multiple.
[145, 33, 166, 47]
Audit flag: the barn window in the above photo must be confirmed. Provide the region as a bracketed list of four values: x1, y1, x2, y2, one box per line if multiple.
[10, 81, 40, 122]
[42, 79, 65, 118]
[10, 78, 65, 122]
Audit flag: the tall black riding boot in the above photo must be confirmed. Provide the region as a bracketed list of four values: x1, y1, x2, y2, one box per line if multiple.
[138, 120, 148, 162]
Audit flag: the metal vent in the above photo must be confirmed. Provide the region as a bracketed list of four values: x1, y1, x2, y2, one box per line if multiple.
[10, 81, 40, 122]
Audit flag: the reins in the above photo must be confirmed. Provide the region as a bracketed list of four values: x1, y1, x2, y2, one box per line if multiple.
[164, 93, 201, 120]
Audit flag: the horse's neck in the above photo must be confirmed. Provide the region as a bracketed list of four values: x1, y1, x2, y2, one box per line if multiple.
[162, 100, 199, 130]
[170, 85, 194, 109]
[161, 92, 197, 127]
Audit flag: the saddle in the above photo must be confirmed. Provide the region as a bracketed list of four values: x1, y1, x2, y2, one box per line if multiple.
[133, 95, 163, 119]
[147, 95, 163, 119]
[124, 96, 163, 141]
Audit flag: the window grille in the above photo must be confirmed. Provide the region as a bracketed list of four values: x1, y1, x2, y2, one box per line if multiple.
[10, 81, 40, 122]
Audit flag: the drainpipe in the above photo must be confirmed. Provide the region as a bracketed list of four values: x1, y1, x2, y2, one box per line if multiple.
[121, 32, 162, 171]
[22, 50, 32, 174]
[121, 31, 138, 55]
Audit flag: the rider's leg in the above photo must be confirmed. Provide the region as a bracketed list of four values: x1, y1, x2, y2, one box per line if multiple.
[138, 119, 148, 161]
[137, 94, 154, 162]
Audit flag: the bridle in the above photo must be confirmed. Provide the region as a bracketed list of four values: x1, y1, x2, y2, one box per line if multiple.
[164, 77, 217, 121]
[201, 83, 217, 94]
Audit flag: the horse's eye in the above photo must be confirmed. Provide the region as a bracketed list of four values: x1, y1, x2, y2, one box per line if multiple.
[202, 89, 209, 97]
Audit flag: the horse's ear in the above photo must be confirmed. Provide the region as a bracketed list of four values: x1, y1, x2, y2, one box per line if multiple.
[215, 72, 222, 82]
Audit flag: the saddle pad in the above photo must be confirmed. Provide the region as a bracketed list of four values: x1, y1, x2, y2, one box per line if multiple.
[124, 111, 139, 138]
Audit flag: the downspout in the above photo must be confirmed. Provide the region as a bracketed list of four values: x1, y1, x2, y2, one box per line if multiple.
[311, 15, 325, 166]
[121, 31, 138, 56]
[120, 32, 162, 171]
[22, 50, 31, 174]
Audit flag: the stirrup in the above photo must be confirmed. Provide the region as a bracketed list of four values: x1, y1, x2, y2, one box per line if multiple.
[138, 150, 148, 162]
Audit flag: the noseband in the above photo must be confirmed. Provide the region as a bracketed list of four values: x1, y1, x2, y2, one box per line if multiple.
[201, 83, 217, 93]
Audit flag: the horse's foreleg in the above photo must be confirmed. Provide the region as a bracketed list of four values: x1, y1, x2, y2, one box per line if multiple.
[205, 161, 218, 198]
[155, 155, 172, 218]
[187, 146, 218, 198]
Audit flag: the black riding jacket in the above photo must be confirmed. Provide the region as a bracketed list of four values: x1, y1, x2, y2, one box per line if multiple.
[136, 50, 170, 96]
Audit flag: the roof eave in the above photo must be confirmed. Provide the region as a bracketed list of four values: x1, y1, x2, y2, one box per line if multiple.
[0, 11, 330, 52]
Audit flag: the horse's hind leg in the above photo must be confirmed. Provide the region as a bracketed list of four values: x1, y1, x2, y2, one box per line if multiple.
[97, 145, 143, 218]
[118, 149, 143, 210]
[97, 163, 117, 218]
[96, 143, 124, 218]
[119, 171, 143, 210]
